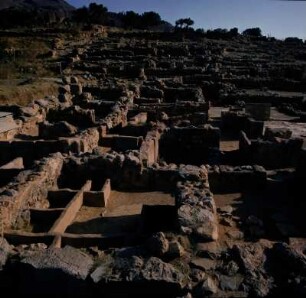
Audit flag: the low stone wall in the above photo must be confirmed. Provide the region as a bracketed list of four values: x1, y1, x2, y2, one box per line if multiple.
[160, 125, 220, 165]
[47, 106, 95, 127]
[112, 135, 143, 151]
[101, 104, 128, 129]
[221, 110, 247, 132]
[163, 87, 204, 102]
[239, 131, 304, 168]
[50, 181, 92, 236]
[129, 112, 147, 125]
[0, 169, 23, 187]
[84, 179, 111, 207]
[0, 153, 64, 228]
[245, 103, 271, 121]
[176, 179, 218, 241]
[207, 165, 267, 193]
[0, 128, 99, 167]
[140, 129, 160, 166]
[83, 86, 126, 100]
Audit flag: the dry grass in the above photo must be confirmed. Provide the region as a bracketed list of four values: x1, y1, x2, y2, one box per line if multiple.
[0, 35, 60, 106]
[0, 79, 59, 106]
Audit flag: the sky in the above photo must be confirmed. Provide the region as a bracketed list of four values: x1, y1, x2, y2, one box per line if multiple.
[67, 0, 306, 40]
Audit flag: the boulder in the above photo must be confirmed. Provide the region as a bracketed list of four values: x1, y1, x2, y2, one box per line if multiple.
[168, 241, 185, 258]
[190, 258, 217, 272]
[178, 205, 218, 241]
[39, 121, 78, 139]
[264, 127, 292, 140]
[147, 232, 169, 256]
[19, 246, 93, 296]
[274, 243, 306, 274]
[233, 241, 274, 297]
[21, 246, 93, 280]
[142, 257, 185, 286]
[222, 261, 239, 276]
[195, 276, 218, 295]
[0, 238, 10, 270]
[58, 85, 71, 95]
[196, 242, 225, 259]
[219, 274, 243, 291]
[245, 215, 265, 238]
[91, 256, 187, 296]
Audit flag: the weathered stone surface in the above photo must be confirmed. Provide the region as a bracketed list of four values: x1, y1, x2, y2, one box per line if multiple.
[190, 258, 217, 271]
[39, 121, 78, 138]
[21, 246, 93, 280]
[234, 241, 274, 297]
[219, 274, 243, 291]
[195, 276, 218, 295]
[226, 230, 244, 240]
[0, 238, 10, 269]
[190, 268, 206, 283]
[91, 256, 187, 295]
[178, 204, 218, 240]
[0, 153, 63, 228]
[245, 215, 265, 238]
[264, 127, 292, 140]
[222, 261, 240, 276]
[16, 246, 93, 296]
[142, 257, 185, 285]
[168, 241, 185, 258]
[196, 241, 225, 259]
[147, 232, 169, 256]
[274, 243, 306, 274]
[218, 205, 233, 214]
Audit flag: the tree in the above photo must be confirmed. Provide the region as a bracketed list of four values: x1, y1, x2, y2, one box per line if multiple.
[285, 37, 303, 44]
[175, 18, 194, 29]
[242, 27, 262, 37]
[72, 7, 89, 24]
[88, 3, 108, 25]
[121, 11, 142, 28]
[141, 11, 161, 28]
[184, 18, 194, 28]
[229, 27, 239, 37]
[72, 3, 108, 25]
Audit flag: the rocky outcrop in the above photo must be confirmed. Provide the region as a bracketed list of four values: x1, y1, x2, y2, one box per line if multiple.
[91, 256, 187, 296]
[0, 0, 74, 11]
[0, 238, 10, 270]
[18, 246, 93, 296]
[233, 241, 274, 297]
[177, 180, 218, 241]
[146, 232, 169, 256]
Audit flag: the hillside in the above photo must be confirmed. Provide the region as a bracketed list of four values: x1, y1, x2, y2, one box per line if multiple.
[0, 0, 74, 11]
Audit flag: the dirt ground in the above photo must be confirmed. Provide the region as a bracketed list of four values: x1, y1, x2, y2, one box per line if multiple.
[66, 191, 175, 235]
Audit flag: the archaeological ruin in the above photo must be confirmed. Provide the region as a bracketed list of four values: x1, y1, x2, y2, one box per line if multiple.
[0, 24, 306, 298]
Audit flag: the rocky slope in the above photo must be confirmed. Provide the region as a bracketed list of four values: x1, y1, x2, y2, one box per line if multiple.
[0, 0, 74, 11]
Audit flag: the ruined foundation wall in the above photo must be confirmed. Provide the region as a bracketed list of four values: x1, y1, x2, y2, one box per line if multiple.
[207, 165, 267, 193]
[160, 125, 220, 165]
[0, 153, 64, 228]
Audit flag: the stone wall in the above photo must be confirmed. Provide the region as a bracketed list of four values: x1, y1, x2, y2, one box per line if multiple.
[0, 128, 99, 167]
[160, 125, 220, 165]
[239, 132, 304, 168]
[245, 103, 271, 121]
[208, 164, 267, 193]
[0, 153, 64, 228]
[140, 129, 160, 166]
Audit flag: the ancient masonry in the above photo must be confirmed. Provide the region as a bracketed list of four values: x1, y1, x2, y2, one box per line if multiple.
[0, 31, 306, 297]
